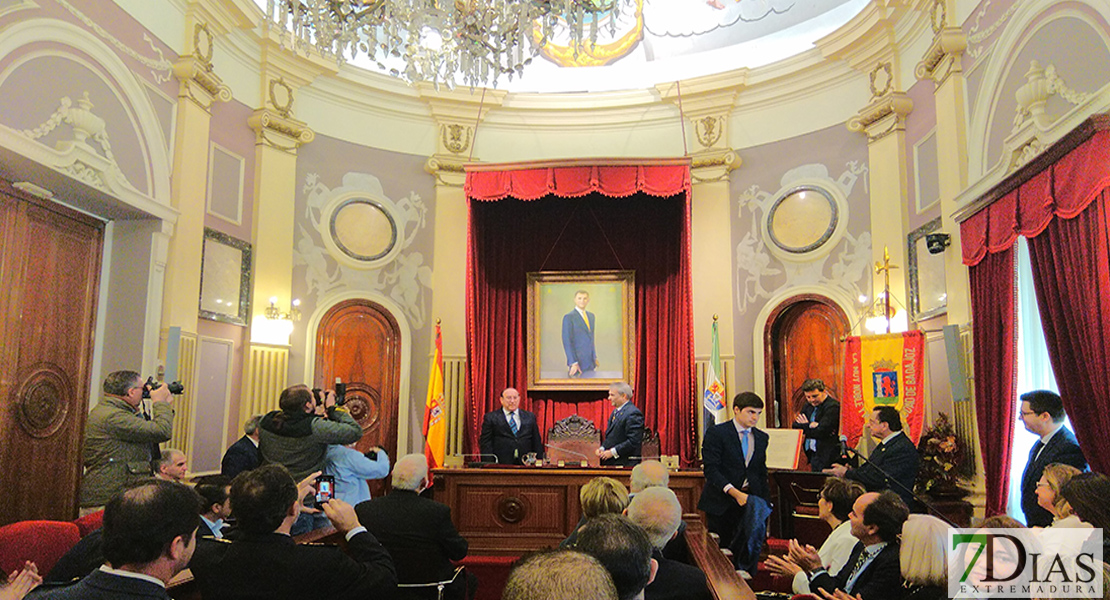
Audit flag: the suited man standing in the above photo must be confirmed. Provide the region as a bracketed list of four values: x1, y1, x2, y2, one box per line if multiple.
[221, 414, 262, 479]
[1018, 389, 1088, 527]
[597, 382, 644, 466]
[356, 454, 472, 600]
[791, 379, 841, 471]
[562, 290, 598, 377]
[479, 388, 544, 465]
[826, 406, 920, 508]
[698, 392, 770, 544]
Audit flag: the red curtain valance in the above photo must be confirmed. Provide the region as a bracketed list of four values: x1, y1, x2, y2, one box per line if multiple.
[962, 130, 1110, 265]
[465, 164, 692, 201]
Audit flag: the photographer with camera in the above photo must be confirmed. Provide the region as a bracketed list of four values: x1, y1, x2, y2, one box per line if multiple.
[259, 384, 363, 534]
[78, 370, 177, 514]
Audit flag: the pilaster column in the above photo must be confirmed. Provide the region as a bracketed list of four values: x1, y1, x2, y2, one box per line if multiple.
[164, 23, 231, 337]
[916, 1, 970, 324]
[848, 63, 914, 318]
[246, 77, 314, 346]
[419, 86, 505, 358]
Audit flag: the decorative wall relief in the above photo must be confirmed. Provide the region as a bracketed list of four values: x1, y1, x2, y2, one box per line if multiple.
[296, 172, 432, 328]
[734, 161, 870, 314]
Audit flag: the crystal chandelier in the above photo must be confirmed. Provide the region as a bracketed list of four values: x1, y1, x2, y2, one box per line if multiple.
[263, 0, 630, 88]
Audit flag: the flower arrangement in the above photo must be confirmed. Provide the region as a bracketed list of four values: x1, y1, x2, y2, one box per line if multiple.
[915, 412, 968, 497]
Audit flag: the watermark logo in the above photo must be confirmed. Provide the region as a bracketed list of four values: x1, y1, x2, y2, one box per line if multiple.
[948, 528, 1103, 598]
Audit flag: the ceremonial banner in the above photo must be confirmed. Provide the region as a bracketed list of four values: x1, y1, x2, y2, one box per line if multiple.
[842, 330, 926, 448]
[423, 323, 446, 473]
[702, 319, 728, 428]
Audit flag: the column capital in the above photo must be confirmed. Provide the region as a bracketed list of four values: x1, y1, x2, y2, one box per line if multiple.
[915, 27, 967, 85]
[247, 107, 314, 153]
[691, 148, 741, 184]
[848, 86, 914, 142]
[424, 155, 468, 188]
[172, 23, 231, 111]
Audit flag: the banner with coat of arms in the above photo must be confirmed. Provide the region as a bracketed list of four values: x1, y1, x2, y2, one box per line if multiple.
[841, 330, 926, 449]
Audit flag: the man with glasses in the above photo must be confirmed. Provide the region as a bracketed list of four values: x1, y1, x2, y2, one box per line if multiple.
[79, 370, 174, 514]
[1017, 389, 1088, 527]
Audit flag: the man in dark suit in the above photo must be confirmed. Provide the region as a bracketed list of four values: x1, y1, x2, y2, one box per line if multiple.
[29, 480, 201, 600]
[221, 414, 262, 479]
[791, 378, 841, 471]
[479, 387, 544, 465]
[562, 289, 597, 377]
[356, 454, 472, 599]
[697, 392, 770, 547]
[826, 406, 920, 508]
[1018, 389, 1089, 527]
[597, 382, 644, 466]
[627, 487, 711, 600]
[789, 490, 907, 600]
[189, 464, 396, 600]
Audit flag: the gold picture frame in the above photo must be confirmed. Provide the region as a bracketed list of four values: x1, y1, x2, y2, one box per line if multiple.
[526, 270, 635, 390]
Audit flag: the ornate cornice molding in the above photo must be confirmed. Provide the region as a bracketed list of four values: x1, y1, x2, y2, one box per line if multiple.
[172, 28, 232, 113]
[847, 91, 913, 142]
[915, 27, 967, 84]
[690, 148, 740, 184]
[424, 155, 468, 187]
[247, 108, 314, 152]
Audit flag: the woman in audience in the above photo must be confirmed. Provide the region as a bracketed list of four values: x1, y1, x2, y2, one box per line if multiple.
[899, 515, 948, 600]
[979, 514, 1025, 529]
[560, 477, 629, 548]
[764, 477, 865, 594]
[1034, 463, 1088, 528]
[1060, 471, 1110, 558]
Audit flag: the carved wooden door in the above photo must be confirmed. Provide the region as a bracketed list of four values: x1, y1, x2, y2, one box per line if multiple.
[0, 181, 102, 524]
[764, 295, 849, 431]
[314, 299, 401, 498]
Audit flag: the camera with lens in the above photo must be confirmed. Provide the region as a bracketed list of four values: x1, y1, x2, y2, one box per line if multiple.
[142, 376, 184, 398]
[311, 381, 346, 407]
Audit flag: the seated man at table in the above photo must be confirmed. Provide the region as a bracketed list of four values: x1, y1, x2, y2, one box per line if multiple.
[189, 464, 396, 600]
[355, 454, 473, 600]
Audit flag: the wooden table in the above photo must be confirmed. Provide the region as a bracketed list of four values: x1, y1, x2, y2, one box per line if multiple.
[431, 466, 705, 555]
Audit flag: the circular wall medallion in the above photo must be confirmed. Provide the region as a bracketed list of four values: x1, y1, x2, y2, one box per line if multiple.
[342, 382, 381, 429]
[766, 185, 839, 254]
[16, 364, 71, 438]
[329, 198, 398, 262]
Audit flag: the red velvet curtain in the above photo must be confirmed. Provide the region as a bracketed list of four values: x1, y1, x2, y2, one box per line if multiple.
[961, 128, 1110, 510]
[968, 249, 1016, 516]
[464, 164, 697, 466]
[1026, 192, 1110, 475]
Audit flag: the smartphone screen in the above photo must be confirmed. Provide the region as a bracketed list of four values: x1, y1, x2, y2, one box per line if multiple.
[315, 475, 335, 503]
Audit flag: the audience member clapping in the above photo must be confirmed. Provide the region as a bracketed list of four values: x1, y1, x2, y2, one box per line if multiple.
[0, 562, 40, 600]
[765, 477, 865, 594]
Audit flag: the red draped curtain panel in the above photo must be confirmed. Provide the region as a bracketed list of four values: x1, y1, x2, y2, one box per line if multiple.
[961, 127, 1110, 512]
[465, 164, 697, 466]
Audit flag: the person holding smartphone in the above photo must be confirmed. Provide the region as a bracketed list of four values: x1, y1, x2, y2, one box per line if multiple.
[258, 384, 363, 534]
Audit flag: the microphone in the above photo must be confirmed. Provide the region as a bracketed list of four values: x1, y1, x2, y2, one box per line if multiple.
[544, 444, 591, 465]
[837, 435, 856, 467]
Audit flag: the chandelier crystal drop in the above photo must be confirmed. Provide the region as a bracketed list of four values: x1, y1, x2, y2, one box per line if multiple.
[263, 0, 629, 88]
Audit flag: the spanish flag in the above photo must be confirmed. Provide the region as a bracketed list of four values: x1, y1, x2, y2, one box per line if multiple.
[423, 323, 446, 472]
[842, 330, 926, 448]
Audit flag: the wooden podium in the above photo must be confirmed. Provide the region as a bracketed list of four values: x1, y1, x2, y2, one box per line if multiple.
[431, 466, 704, 555]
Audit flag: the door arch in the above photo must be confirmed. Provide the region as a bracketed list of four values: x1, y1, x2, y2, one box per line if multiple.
[763, 294, 849, 431]
[314, 299, 401, 498]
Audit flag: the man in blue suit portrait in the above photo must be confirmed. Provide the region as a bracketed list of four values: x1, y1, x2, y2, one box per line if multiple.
[562, 289, 597, 377]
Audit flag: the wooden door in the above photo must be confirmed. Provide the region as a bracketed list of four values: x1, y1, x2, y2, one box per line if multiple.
[0, 181, 103, 524]
[764, 295, 849, 430]
[314, 299, 401, 498]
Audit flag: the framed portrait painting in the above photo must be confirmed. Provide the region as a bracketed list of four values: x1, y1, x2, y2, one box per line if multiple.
[527, 270, 635, 390]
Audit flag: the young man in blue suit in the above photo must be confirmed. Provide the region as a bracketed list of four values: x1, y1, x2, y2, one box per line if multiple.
[697, 392, 770, 547]
[597, 382, 644, 466]
[1018, 389, 1088, 527]
[562, 290, 597, 377]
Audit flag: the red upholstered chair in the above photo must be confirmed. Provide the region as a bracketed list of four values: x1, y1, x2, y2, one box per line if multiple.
[73, 509, 104, 537]
[0, 520, 81, 576]
[456, 555, 517, 600]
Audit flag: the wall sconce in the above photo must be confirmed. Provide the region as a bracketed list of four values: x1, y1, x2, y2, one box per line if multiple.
[265, 297, 301, 322]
